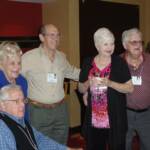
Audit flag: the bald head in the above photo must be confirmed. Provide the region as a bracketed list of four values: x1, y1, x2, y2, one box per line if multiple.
[39, 24, 59, 36]
[39, 24, 60, 51]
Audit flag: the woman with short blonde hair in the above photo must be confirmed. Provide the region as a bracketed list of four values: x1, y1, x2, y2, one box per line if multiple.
[0, 41, 28, 120]
[0, 41, 22, 61]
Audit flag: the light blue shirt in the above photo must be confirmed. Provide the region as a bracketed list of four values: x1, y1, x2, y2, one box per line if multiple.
[0, 112, 67, 150]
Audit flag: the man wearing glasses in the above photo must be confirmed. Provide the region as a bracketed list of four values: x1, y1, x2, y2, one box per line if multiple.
[21, 24, 80, 144]
[0, 84, 82, 150]
[121, 28, 150, 150]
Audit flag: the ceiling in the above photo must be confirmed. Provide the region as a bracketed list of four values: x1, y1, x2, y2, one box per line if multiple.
[10, 0, 55, 3]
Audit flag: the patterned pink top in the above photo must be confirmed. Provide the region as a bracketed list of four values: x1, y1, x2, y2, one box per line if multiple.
[89, 61, 111, 129]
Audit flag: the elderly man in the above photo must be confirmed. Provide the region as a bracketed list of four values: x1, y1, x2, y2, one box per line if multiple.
[121, 28, 150, 150]
[0, 84, 82, 150]
[21, 24, 80, 144]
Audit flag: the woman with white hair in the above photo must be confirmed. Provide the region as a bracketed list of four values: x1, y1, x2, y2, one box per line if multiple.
[0, 41, 28, 120]
[78, 27, 133, 150]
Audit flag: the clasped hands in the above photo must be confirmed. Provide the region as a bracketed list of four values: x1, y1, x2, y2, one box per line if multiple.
[82, 77, 111, 106]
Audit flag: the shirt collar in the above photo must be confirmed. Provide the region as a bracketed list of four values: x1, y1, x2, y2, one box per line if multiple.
[0, 112, 25, 127]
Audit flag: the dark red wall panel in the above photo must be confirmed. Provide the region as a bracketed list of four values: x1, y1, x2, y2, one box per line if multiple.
[0, 0, 42, 36]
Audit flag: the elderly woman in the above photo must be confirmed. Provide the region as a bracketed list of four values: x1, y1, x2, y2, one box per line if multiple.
[0, 41, 28, 120]
[78, 27, 134, 150]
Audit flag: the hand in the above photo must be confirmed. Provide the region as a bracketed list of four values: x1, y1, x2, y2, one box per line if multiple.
[99, 77, 110, 87]
[83, 92, 88, 106]
[78, 80, 89, 94]
[89, 76, 102, 86]
[83, 80, 89, 90]
[89, 77, 110, 87]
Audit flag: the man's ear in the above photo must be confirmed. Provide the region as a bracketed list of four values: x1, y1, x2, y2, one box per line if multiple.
[123, 42, 127, 50]
[39, 34, 44, 43]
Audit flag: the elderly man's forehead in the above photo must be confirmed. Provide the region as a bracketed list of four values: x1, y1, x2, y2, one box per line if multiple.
[131, 32, 141, 37]
[127, 30, 141, 37]
[45, 24, 59, 33]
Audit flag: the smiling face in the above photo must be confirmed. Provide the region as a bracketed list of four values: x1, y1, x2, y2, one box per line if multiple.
[2, 54, 21, 82]
[124, 32, 143, 59]
[39, 24, 60, 51]
[96, 38, 115, 57]
[94, 28, 115, 57]
[0, 42, 22, 82]
[2, 88, 25, 118]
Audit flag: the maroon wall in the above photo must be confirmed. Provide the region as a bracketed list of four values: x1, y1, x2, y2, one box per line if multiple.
[0, 0, 42, 37]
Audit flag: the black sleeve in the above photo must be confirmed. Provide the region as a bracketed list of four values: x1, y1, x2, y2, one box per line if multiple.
[120, 57, 131, 82]
[112, 56, 131, 83]
[79, 57, 93, 83]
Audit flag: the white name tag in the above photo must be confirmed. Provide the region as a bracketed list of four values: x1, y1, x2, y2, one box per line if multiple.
[132, 76, 142, 85]
[47, 73, 57, 83]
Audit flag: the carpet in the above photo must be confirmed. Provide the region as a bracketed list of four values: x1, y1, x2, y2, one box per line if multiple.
[68, 133, 140, 150]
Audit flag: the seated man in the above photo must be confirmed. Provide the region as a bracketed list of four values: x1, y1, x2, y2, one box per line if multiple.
[0, 84, 82, 150]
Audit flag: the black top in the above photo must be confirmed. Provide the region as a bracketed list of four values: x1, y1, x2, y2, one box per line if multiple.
[79, 55, 131, 150]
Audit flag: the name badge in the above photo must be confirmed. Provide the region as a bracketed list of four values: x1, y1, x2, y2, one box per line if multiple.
[132, 76, 142, 85]
[47, 73, 57, 83]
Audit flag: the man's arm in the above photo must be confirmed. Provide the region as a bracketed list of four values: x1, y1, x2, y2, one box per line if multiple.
[63, 54, 80, 81]
[33, 127, 82, 150]
[33, 127, 67, 150]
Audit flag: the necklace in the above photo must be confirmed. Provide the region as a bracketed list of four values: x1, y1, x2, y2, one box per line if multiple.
[18, 125, 38, 150]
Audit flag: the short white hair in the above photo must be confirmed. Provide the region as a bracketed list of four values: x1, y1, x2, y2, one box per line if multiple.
[94, 27, 115, 47]
[122, 28, 142, 46]
[0, 84, 21, 102]
[0, 41, 22, 63]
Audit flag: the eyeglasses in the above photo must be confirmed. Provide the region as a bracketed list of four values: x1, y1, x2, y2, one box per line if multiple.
[5, 98, 28, 104]
[43, 33, 60, 39]
[128, 40, 144, 46]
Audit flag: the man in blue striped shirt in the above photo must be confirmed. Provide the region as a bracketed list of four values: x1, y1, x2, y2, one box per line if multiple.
[0, 84, 82, 150]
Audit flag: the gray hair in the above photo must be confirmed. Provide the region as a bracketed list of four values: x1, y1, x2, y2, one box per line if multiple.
[39, 24, 47, 35]
[122, 28, 142, 46]
[0, 41, 22, 62]
[0, 84, 21, 102]
[94, 27, 115, 47]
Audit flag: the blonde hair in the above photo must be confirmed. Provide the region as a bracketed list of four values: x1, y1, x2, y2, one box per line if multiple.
[0, 41, 22, 62]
